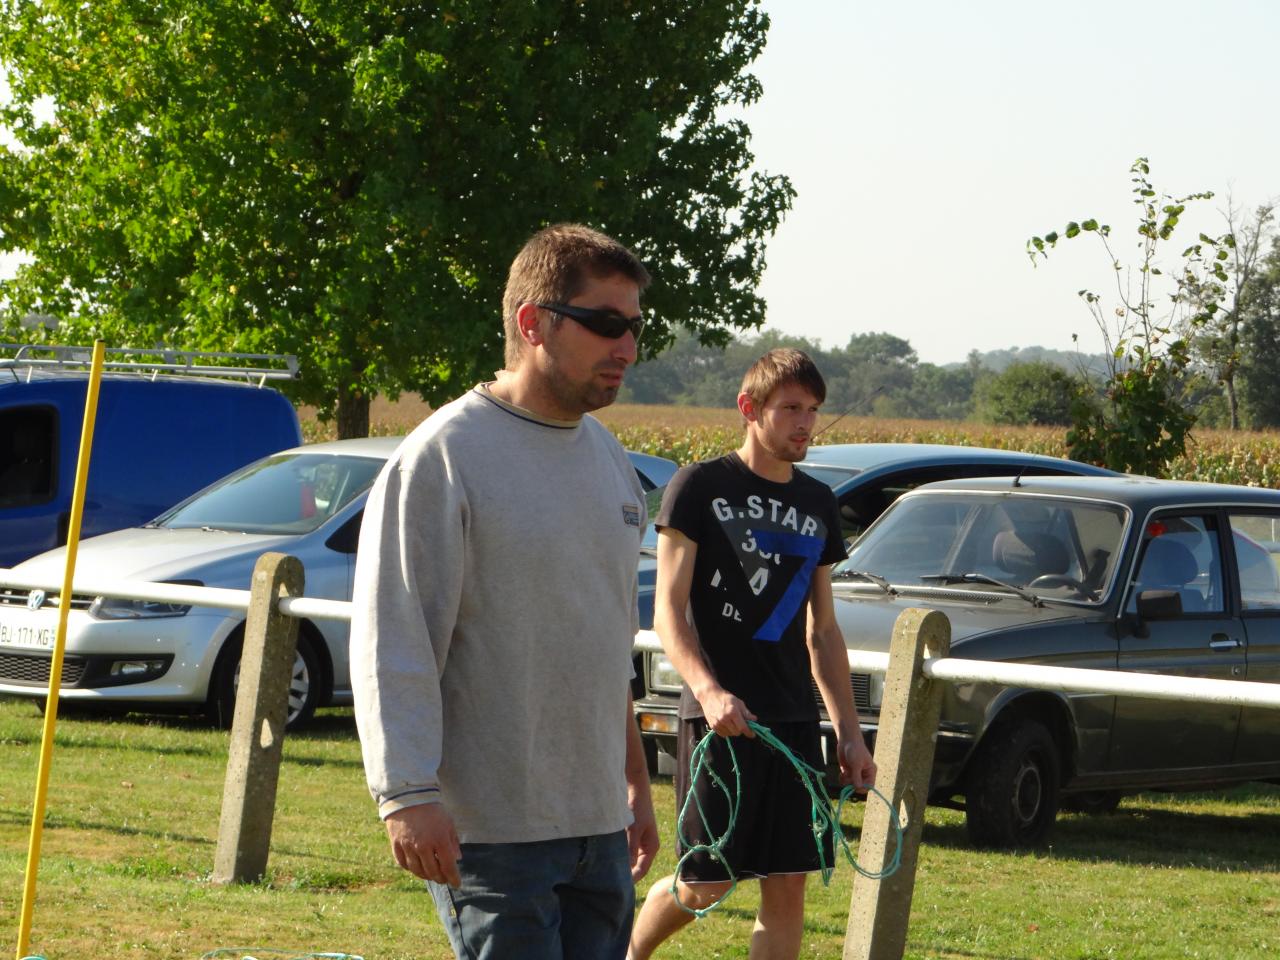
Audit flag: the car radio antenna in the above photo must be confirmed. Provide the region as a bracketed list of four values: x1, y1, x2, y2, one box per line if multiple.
[813, 384, 885, 439]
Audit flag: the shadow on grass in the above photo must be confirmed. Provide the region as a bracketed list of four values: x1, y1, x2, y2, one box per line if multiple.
[0, 703, 363, 768]
[0, 805, 376, 868]
[913, 787, 1280, 873]
[0, 805, 215, 846]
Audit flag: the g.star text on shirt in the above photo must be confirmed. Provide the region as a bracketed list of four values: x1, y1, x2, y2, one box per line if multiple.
[710, 496, 821, 536]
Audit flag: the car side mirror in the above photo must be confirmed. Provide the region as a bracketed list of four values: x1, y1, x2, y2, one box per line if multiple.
[1136, 589, 1183, 620]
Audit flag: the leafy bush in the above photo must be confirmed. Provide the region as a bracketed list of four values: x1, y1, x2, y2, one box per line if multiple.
[974, 361, 1078, 426]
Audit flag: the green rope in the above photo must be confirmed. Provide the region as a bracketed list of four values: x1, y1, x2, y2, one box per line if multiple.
[672, 719, 903, 918]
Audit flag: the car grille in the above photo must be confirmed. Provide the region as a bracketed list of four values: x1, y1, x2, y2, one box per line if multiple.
[0, 588, 94, 611]
[812, 673, 872, 713]
[0, 652, 86, 686]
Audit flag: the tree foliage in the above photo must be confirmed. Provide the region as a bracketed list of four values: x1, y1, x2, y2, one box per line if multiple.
[973, 361, 1078, 426]
[1188, 200, 1275, 429]
[1028, 158, 1232, 476]
[0, 1, 793, 436]
[621, 327, 1006, 421]
[1239, 237, 1280, 427]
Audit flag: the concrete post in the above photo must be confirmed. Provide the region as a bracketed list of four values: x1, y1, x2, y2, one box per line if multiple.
[212, 552, 304, 884]
[844, 608, 951, 960]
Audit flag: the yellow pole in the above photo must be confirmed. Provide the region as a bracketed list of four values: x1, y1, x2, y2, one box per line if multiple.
[16, 340, 106, 960]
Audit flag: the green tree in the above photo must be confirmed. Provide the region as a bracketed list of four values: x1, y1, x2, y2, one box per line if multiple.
[974, 361, 1078, 426]
[822, 332, 917, 416]
[1189, 199, 1275, 429]
[0, 1, 793, 436]
[1239, 238, 1280, 427]
[1028, 158, 1231, 476]
[875, 362, 975, 421]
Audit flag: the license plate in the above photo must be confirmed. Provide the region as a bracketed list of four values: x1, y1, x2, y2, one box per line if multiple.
[0, 621, 55, 648]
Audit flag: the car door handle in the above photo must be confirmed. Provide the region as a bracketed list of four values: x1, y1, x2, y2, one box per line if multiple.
[1209, 634, 1242, 650]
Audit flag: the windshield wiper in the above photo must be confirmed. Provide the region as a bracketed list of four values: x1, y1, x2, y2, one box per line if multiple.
[919, 572, 1043, 607]
[832, 569, 896, 595]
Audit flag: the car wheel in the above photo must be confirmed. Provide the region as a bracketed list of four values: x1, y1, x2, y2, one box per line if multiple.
[1063, 790, 1123, 815]
[642, 736, 660, 777]
[208, 629, 321, 730]
[965, 719, 1061, 848]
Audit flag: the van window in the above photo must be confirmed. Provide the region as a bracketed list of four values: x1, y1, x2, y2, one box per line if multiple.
[0, 406, 56, 506]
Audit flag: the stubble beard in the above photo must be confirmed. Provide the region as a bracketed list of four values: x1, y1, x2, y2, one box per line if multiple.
[761, 433, 809, 464]
[545, 362, 624, 416]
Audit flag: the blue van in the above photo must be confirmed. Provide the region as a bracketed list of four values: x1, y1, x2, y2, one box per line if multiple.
[0, 345, 303, 568]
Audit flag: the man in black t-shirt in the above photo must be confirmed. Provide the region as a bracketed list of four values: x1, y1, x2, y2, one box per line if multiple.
[629, 349, 876, 960]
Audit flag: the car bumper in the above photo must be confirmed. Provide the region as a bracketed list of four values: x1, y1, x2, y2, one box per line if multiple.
[0, 606, 237, 703]
[634, 693, 885, 752]
[634, 693, 975, 785]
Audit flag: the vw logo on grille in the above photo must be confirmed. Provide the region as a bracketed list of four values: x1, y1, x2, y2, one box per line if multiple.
[26, 590, 46, 612]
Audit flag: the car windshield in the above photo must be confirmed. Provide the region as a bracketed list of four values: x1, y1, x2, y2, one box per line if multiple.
[155, 452, 385, 535]
[837, 492, 1129, 604]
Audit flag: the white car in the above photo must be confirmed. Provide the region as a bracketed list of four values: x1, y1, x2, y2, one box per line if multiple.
[0, 437, 673, 726]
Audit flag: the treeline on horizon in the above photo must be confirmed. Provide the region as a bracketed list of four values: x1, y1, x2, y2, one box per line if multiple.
[621, 327, 1280, 431]
[620, 328, 1111, 425]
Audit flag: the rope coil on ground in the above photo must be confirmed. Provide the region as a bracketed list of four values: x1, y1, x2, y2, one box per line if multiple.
[672, 719, 903, 917]
[200, 950, 364, 959]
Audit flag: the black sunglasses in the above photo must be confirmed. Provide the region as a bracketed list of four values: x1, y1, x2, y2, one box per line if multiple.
[535, 302, 645, 341]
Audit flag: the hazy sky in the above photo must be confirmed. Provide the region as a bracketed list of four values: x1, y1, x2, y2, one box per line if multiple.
[743, 0, 1280, 364]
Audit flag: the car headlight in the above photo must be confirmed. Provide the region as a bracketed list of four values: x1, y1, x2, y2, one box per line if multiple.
[867, 673, 884, 709]
[88, 579, 203, 620]
[89, 595, 192, 620]
[648, 652, 683, 693]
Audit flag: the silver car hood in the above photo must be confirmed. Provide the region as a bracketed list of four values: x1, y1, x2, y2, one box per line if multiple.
[11, 526, 298, 585]
[832, 588, 1085, 652]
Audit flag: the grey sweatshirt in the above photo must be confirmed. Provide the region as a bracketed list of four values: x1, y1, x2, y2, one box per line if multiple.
[350, 384, 645, 843]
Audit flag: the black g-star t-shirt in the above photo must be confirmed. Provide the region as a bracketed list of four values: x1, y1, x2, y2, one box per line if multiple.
[655, 452, 847, 722]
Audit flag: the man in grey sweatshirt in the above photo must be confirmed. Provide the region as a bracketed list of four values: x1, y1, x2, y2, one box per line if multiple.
[351, 223, 659, 960]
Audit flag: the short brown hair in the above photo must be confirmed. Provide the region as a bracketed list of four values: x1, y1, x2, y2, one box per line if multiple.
[502, 223, 651, 367]
[739, 348, 827, 410]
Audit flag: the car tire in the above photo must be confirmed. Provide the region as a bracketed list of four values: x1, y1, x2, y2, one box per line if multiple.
[964, 718, 1061, 848]
[208, 628, 321, 730]
[1062, 790, 1123, 815]
[642, 736, 660, 777]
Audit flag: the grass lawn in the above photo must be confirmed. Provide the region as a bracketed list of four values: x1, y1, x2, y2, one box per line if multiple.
[0, 699, 1276, 959]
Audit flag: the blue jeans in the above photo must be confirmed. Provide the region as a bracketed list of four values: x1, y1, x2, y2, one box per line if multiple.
[427, 830, 634, 960]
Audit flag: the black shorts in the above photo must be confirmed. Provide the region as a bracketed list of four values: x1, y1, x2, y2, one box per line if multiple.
[674, 717, 833, 882]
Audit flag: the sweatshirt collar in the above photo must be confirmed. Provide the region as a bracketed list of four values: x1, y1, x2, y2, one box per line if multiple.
[474, 382, 581, 430]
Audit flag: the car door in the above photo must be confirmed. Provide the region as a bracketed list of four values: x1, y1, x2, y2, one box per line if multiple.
[1108, 511, 1245, 774]
[1225, 510, 1280, 767]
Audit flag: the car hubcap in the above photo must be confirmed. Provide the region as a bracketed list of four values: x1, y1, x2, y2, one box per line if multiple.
[1012, 757, 1043, 826]
[286, 654, 309, 718]
[232, 650, 311, 725]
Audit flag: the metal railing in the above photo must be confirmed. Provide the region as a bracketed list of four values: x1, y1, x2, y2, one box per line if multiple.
[632, 629, 1280, 709]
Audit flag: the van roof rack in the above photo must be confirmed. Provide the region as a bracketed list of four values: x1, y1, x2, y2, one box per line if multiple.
[0, 344, 300, 387]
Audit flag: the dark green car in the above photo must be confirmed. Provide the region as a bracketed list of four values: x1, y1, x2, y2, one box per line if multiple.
[825, 474, 1280, 847]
